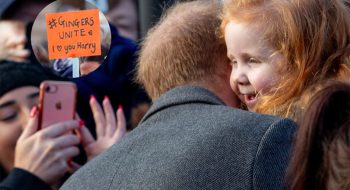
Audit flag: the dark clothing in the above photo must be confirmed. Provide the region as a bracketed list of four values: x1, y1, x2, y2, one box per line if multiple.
[0, 168, 51, 190]
[62, 86, 297, 190]
[73, 24, 149, 131]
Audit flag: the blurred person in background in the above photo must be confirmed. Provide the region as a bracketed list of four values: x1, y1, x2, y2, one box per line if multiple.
[106, 0, 138, 41]
[0, 0, 150, 131]
[0, 0, 51, 64]
[0, 61, 126, 190]
[0, 21, 29, 63]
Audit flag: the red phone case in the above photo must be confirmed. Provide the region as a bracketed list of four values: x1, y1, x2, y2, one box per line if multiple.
[39, 81, 77, 128]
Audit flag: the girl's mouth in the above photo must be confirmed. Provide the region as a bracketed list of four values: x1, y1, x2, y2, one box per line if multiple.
[243, 94, 257, 109]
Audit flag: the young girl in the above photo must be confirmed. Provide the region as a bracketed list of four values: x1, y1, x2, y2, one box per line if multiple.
[222, 0, 350, 119]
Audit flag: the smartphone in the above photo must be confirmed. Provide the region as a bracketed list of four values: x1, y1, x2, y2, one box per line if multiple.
[38, 81, 77, 128]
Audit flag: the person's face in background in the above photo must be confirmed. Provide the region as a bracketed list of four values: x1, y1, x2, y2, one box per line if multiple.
[0, 87, 39, 173]
[0, 21, 25, 43]
[0, 21, 29, 62]
[106, 0, 138, 40]
[80, 60, 101, 76]
[1, 1, 51, 23]
[225, 21, 282, 111]
[0, 1, 53, 63]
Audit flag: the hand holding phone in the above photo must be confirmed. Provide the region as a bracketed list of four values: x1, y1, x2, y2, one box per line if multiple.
[39, 81, 77, 128]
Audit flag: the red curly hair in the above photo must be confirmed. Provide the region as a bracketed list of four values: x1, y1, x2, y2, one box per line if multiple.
[222, 0, 350, 118]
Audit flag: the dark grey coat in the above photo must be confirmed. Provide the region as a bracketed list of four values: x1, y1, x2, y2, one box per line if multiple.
[61, 86, 296, 190]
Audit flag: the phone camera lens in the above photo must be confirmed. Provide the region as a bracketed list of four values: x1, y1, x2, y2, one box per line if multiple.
[45, 86, 51, 92]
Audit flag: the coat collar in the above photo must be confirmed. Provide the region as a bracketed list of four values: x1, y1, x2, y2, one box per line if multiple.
[141, 85, 225, 122]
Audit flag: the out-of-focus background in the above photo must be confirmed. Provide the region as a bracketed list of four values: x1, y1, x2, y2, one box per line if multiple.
[0, 0, 185, 131]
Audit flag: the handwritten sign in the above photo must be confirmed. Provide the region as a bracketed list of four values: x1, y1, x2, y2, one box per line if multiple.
[46, 9, 101, 59]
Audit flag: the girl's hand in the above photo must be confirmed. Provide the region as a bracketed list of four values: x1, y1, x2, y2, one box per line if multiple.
[77, 96, 126, 161]
[14, 107, 81, 186]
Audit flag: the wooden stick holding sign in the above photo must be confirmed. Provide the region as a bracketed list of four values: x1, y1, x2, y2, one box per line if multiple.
[46, 9, 101, 78]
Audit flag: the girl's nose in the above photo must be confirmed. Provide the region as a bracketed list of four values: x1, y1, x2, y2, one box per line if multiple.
[231, 65, 249, 85]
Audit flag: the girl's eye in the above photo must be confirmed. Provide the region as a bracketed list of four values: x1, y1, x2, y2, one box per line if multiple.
[0, 112, 18, 122]
[230, 60, 238, 66]
[0, 105, 20, 123]
[248, 58, 260, 64]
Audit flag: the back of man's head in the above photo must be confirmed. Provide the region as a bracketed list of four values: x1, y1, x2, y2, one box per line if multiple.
[137, 0, 234, 104]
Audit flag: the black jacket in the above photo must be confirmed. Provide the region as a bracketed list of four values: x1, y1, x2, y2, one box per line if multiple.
[0, 168, 51, 190]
